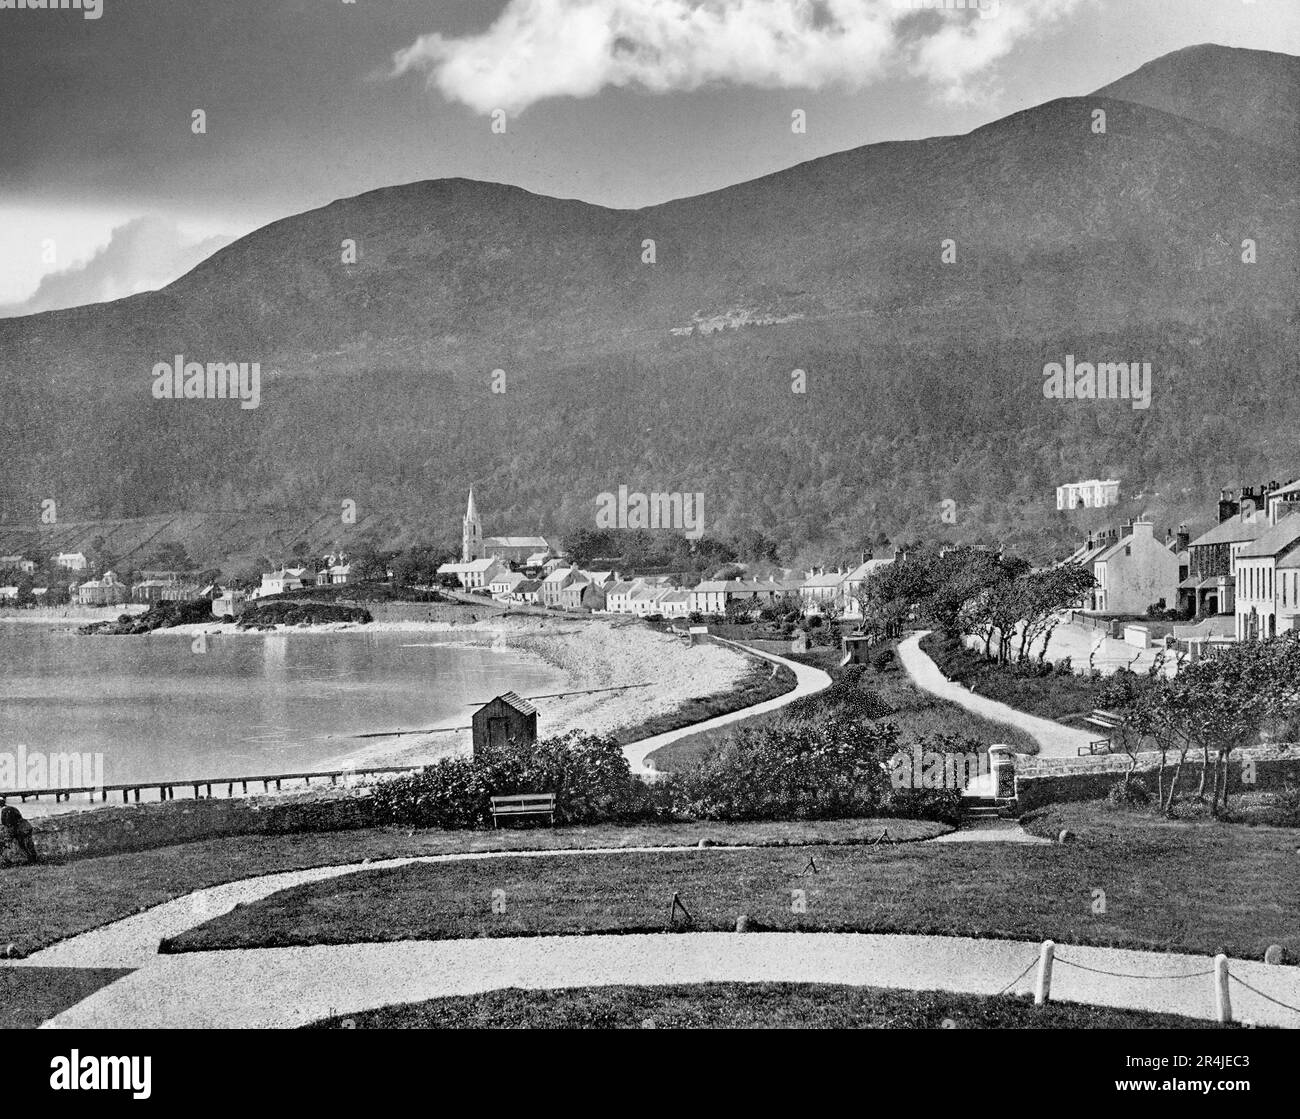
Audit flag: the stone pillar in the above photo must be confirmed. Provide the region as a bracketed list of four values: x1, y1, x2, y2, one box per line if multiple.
[988, 745, 1016, 799]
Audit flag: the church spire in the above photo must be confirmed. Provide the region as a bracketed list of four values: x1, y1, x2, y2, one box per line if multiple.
[462, 487, 482, 562]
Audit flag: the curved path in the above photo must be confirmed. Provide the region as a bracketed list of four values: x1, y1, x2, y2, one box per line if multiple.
[9, 843, 1297, 1029]
[623, 638, 832, 776]
[897, 632, 1093, 759]
[32, 930, 1300, 1030]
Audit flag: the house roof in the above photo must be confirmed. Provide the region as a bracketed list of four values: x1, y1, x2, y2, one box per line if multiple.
[485, 536, 549, 549]
[491, 570, 526, 586]
[656, 589, 690, 602]
[1188, 512, 1271, 549]
[844, 558, 892, 582]
[1238, 513, 1300, 559]
[542, 567, 574, 583]
[802, 572, 846, 589]
[490, 691, 538, 717]
[513, 579, 542, 593]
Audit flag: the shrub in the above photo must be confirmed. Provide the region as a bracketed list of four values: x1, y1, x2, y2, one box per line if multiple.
[1253, 783, 1300, 828]
[1107, 776, 1151, 807]
[883, 787, 964, 827]
[1054, 656, 1074, 676]
[871, 648, 895, 673]
[670, 716, 898, 821]
[369, 732, 655, 829]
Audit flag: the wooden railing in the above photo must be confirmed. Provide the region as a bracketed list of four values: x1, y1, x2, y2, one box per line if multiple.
[2, 764, 423, 806]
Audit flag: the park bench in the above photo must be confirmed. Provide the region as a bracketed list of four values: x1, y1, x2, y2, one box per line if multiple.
[1079, 708, 1124, 756]
[489, 792, 556, 828]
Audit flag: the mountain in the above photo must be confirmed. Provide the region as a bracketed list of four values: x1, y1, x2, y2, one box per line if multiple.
[1094, 43, 1300, 157]
[0, 45, 1297, 569]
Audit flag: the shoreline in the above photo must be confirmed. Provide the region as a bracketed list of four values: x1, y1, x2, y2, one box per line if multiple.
[2, 616, 755, 811]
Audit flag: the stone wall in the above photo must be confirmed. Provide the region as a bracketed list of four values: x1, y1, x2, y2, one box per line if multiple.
[1013, 744, 1300, 811]
[2, 788, 379, 865]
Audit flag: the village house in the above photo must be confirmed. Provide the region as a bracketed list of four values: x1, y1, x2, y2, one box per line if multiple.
[603, 579, 639, 614]
[53, 552, 88, 572]
[841, 554, 894, 616]
[257, 568, 305, 598]
[688, 578, 794, 616]
[0, 586, 17, 602]
[325, 562, 352, 585]
[541, 565, 578, 607]
[1085, 519, 1179, 615]
[1234, 513, 1300, 641]
[211, 588, 249, 618]
[0, 556, 36, 574]
[77, 571, 128, 606]
[131, 578, 201, 604]
[489, 570, 527, 599]
[800, 569, 847, 612]
[652, 589, 691, 617]
[560, 578, 606, 612]
[1056, 478, 1121, 510]
[437, 556, 505, 590]
[1178, 511, 1268, 618]
[510, 579, 542, 604]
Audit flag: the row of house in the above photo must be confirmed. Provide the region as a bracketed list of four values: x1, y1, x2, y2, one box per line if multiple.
[1059, 478, 1300, 653]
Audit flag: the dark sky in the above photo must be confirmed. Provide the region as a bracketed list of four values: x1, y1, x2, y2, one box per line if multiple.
[2, 0, 1297, 306]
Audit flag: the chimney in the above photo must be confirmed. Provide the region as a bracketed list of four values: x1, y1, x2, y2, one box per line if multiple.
[1177, 525, 1190, 550]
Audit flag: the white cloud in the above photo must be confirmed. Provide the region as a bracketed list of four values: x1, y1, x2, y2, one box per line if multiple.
[0, 216, 232, 319]
[392, 0, 1086, 114]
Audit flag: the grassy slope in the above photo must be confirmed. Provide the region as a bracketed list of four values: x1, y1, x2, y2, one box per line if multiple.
[920, 631, 1106, 722]
[0, 818, 943, 958]
[303, 982, 1242, 1030]
[648, 640, 1036, 773]
[164, 805, 1298, 961]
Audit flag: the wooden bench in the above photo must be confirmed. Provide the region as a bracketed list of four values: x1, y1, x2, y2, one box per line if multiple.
[489, 793, 556, 828]
[1078, 708, 1123, 755]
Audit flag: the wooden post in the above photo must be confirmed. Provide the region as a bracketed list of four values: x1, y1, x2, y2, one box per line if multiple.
[1034, 940, 1055, 1005]
[1214, 955, 1232, 1023]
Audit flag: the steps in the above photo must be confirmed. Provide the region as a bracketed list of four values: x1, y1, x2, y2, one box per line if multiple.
[960, 795, 1019, 821]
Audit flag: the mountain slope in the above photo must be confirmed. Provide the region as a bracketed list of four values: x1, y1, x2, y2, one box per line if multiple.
[0, 47, 1296, 565]
[1095, 43, 1300, 157]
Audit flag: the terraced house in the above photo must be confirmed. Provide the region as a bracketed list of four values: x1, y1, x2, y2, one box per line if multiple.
[1234, 513, 1300, 641]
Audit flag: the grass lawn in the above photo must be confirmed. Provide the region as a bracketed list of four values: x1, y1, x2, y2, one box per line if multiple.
[921, 631, 1106, 723]
[302, 982, 1243, 1030]
[163, 802, 1298, 961]
[648, 638, 1035, 773]
[610, 658, 798, 749]
[0, 968, 132, 1030]
[0, 817, 944, 958]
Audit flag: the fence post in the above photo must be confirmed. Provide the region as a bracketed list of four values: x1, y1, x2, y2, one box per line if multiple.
[1034, 940, 1055, 1005]
[1214, 955, 1232, 1023]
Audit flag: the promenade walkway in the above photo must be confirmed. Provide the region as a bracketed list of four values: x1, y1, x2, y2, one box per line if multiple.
[897, 631, 1094, 759]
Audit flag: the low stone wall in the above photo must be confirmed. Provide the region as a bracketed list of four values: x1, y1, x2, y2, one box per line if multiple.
[1013, 744, 1300, 811]
[362, 600, 496, 624]
[2, 788, 379, 864]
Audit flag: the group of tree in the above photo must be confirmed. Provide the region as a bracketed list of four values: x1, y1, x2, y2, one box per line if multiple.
[856, 543, 1096, 665]
[1098, 633, 1300, 816]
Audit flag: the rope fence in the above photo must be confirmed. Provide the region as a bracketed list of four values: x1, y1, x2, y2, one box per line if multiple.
[1014, 939, 1299, 1024]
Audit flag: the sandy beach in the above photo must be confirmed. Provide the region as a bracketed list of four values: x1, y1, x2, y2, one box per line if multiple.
[316, 616, 753, 770]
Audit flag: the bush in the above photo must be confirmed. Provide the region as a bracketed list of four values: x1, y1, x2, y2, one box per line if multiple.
[1054, 656, 1074, 676]
[1251, 783, 1300, 828]
[369, 731, 655, 829]
[669, 716, 898, 821]
[871, 648, 895, 673]
[1107, 776, 1151, 807]
[883, 787, 963, 827]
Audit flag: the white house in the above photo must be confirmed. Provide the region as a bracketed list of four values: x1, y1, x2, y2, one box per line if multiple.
[54, 552, 88, 572]
[437, 557, 505, 590]
[1234, 513, 1300, 641]
[258, 569, 305, 598]
[489, 570, 527, 599]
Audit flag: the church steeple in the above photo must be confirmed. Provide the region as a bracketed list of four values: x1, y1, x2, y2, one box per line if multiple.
[462, 488, 482, 561]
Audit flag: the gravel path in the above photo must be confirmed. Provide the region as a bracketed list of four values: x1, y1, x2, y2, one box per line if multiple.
[625, 639, 832, 776]
[34, 932, 1300, 1030]
[897, 631, 1094, 758]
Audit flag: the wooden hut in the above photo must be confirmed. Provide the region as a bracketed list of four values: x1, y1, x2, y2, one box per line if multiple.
[471, 691, 539, 758]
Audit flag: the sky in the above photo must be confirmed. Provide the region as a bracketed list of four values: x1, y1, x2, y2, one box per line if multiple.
[1, 0, 1297, 310]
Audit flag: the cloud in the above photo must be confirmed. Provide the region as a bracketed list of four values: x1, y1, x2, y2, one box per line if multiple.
[0, 216, 232, 319]
[392, 0, 1085, 114]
